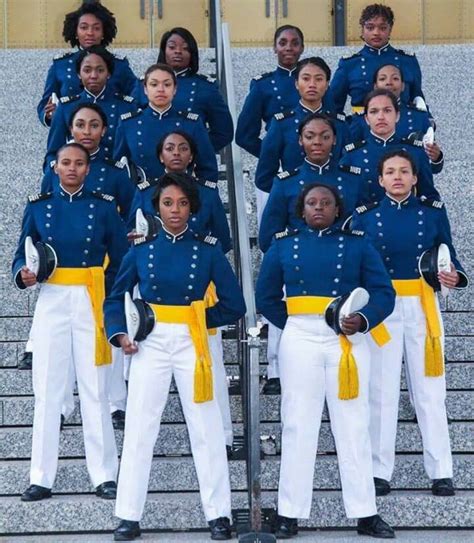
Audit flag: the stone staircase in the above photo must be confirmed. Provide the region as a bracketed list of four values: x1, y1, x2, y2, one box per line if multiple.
[0, 44, 473, 537]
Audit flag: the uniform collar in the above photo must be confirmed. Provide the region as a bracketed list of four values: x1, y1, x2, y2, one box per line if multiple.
[277, 64, 297, 76]
[148, 103, 173, 118]
[161, 223, 189, 243]
[362, 41, 391, 55]
[175, 67, 191, 77]
[58, 184, 85, 202]
[89, 147, 102, 160]
[306, 224, 339, 237]
[385, 192, 415, 209]
[84, 85, 107, 101]
[369, 130, 397, 146]
[304, 157, 331, 174]
[299, 100, 322, 114]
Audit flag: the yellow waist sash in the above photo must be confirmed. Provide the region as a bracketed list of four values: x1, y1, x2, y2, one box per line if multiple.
[46, 267, 111, 366]
[286, 296, 391, 400]
[149, 301, 213, 403]
[392, 279, 444, 377]
[352, 106, 365, 114]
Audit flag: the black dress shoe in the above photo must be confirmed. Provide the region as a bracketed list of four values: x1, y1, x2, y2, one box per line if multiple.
[95, 480, 117, 499]
[18, 351, 33, 370]
[208, 516, 232, 540]
[374, 477, 391, 496]
[112, 410, 126, 430]
[262, 377, 281, 395]
[114, 519, 141, 541]
[21, 484, 52, 502]
[274, 515, 298, 539]
[432, 478, 455, 496]
[357, 514, 395, 539]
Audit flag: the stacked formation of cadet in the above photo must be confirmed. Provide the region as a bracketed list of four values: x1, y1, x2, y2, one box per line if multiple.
[12, 1, 468, 541]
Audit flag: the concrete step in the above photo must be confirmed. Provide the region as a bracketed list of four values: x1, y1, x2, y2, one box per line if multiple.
[1, 421, 471, 460]
[1, 389, 472, 427]
[0, 490, 472, 533]
[1, 455, 472, 496]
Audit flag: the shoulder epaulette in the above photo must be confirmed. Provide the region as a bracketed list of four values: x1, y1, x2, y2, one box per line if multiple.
[274, 110, 295, 121]
[420, 196, 444, 210]
[253, 71, 273, 81]
[341, 52, 361, 61]
[195, 178, 218, 190]
[344, 140, 366, 152]
[103, 157, 125, 169]
[355, 202, 380, 215]
[133, 235, 148, 246]
[92, 191, 115, 202]
[194, 233, 218, 246]
[53, 51, 74, 61]
[115, 93, 135, 103]
[137, 178, 159, 191]
[196, 73, 216, 84]
[396, 48, 415, 57]
[179, 111, 199, 122]
[274, 228, 299, 240]
[345, 229, 365, 237]
[112, 53, 127, 61]
[277, 168, 299, 180]
[339, 164, 361, 175]
[28, 192, 52, 203]
[120, 110, 142, 121]
[402, 134, 423, 148]
[60, 94, 81, 104]
[326, 110, 346, 122]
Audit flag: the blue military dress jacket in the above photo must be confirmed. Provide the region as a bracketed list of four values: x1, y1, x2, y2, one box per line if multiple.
[351, 194, 468, 285]
[12, 186, 128, 293]
[113, 104, 218, 181]
[339, 132, 440, 204]
[330, 43, 424, 112]
[259, 158, 364, 252]
[255, 102, 350, 193]
[128, 175, 231, 253]
[236, 66, 334, 158]
[46, 86, 138, 161]
[104, 226, 246, 344]
[256, 225, 395, 330]
[37, 49, 137, 125]
[133, 68, 233, 152]
[41, 147, 135, 223]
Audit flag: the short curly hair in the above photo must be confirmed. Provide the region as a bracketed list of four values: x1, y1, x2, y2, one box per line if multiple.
[295, 183, 344, 220]
[359, 4, 395, 27]
[63, 1, 117, 47]
[151, 172, 201, 215]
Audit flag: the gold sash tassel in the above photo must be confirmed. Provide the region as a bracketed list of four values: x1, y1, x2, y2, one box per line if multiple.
[392, 279, 444, 377]
[47, 267, 111, 366]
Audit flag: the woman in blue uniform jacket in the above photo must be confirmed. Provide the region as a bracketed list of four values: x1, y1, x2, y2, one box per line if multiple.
[12, 142, 128, 504]
[235, 25, 305, 158]
[340, 89, 441, 204]
[37, 0, 137, 126]
[349, 64, 434, 141]
[129, 131, 231, 253]
[351, 149, 468, 499]
[259, 113, 363, 252]
[42, 103, 135, 223]
[330, 3, 424, 114]
[114, 63, 217, 182]
[104, 172, 245, 541]
[256, 183, 395, 539]
[255, 57, 350, 193]
[133, 27, 233, 152]
[46, 46, 138, 161]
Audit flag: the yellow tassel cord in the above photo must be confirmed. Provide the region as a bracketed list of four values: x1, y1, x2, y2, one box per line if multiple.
[338, 335, 359, 400]
[47, 267, 111, 365]
[151, 301, 213, 403]
[392, 279, 444, 377]
[204, 282, 218, 336]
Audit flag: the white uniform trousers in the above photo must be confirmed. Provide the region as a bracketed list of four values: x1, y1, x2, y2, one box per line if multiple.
[256, 187, 282, 379]
[107, 347, 128, 413]
[278, 315, 377, 519]
[209, 329, 233, 447]
[369, 295, 452, 481]
[115, 322, 232, 522]
[30, 284, 118, 489]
